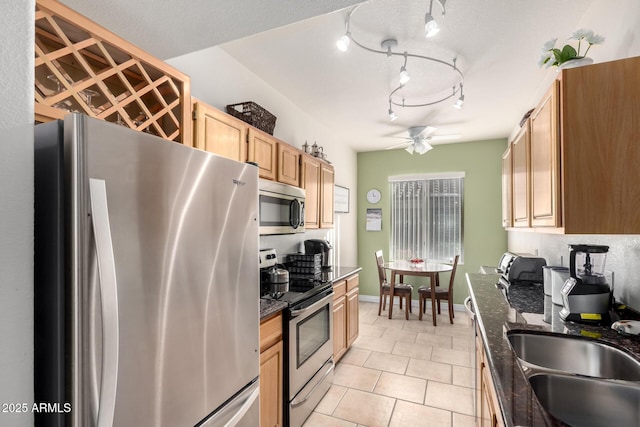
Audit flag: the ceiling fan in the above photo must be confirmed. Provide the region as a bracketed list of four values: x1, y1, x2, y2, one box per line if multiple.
[385, 126, 460, 155]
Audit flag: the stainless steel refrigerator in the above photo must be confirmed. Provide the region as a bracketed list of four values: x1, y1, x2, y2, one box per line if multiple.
[34, 114, 259, 426]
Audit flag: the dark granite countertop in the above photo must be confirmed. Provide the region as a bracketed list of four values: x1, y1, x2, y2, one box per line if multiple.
[466, 272, 640, 427]
[260, 298, 288, 321]
[329, 266, 362, 283]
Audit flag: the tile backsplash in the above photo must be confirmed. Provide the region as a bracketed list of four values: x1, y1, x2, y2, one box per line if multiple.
[508, 232, 640, 310]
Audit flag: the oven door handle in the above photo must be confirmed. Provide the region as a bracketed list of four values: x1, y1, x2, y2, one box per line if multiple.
[464, 296, 475, 321]
[290, 292, 332, 318]
[290, 359, 334, 408]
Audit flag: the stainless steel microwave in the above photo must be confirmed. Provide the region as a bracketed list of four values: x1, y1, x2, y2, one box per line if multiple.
[259, 180, 305, 235]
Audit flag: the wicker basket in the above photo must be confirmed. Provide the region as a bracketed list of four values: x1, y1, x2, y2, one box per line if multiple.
[226, 101, 277, 135]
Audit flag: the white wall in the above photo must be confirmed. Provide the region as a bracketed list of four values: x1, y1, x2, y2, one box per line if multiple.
[0, 1, 35, 426]
[167, 46, 359, 266]
[508, 0, 640, 310]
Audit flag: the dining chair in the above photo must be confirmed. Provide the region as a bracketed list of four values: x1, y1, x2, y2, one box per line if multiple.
[418, 255, 460, 324]
[375, 250, 413, 320]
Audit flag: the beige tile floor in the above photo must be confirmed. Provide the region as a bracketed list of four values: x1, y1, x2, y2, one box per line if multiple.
[303, 300, 476, 427]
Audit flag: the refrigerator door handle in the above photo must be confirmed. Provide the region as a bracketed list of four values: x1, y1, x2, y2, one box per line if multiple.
[89, 178, 120, 427]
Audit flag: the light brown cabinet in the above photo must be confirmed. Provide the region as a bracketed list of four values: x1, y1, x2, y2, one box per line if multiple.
[247, 127, 278, 180]
[530, 81, 561, 227]
[346, 275, 359, 347]
[510, 122, 530, 228]
[476, 328, 505, 427]
[260, 313, 283, 427]
[300, 154, 334, 229]
[320, 163, 335, 228]
[332, 273, 359, 363]
[277, 143, 301, 187]
[193, 100, 247, 162]
[501, 145, 512, 228]
[332, 289, 347, 363]
[300, 155, 321, 229]
[503, 57, 640, 234]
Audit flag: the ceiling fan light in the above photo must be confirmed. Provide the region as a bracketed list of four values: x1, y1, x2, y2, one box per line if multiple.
[399, 66, 410, 85]
[405, 144, 415, 154]
[424, 14, 439, 37]
[336, 33, 351, 52]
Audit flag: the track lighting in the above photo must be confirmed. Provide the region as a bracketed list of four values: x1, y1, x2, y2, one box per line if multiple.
[424, 14, 439, 37]
[399, 53, 410, 85]
[336, 33, 351, 52]
[424, 0, 445, 38]
[388, 100, 398, 121]
[453, 83, 464, 109]
[335, 1, 463, 117]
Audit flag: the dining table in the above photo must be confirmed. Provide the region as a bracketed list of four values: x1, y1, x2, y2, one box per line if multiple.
[382, 260, 453, 325]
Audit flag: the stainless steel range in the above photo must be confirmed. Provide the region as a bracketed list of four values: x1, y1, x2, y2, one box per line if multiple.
[259, 249, 334, 427]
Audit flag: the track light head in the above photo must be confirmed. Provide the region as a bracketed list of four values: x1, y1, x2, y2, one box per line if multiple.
[336, 33, 351, 51]
[399, 66, 410, 85]
[424, 14, 440, 37]
[388, 108, 398, 122]
[453, 94, 464, 109]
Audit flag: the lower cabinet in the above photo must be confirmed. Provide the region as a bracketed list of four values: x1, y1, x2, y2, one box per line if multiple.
[333, 273, 359, 363]
[476, 327, 505, 427]
[260, 313, 283, 427]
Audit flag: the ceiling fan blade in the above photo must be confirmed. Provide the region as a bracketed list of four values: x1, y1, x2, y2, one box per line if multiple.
[385, 141, 412, 150]
[408, 126, 436, 138]
[428, 134, 460, 142]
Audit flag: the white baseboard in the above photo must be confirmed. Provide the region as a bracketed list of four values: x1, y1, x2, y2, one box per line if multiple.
[358, 294, 465, 313]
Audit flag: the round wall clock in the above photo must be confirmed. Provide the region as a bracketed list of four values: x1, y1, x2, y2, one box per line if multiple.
[366, 189, 381, 204]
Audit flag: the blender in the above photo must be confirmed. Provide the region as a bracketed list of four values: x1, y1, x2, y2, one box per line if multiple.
[559, 244, 611, 324]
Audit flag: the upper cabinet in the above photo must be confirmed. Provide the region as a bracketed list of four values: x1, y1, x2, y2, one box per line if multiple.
[277, 143, 301, 187]
[34, 0, 191, 144]
[300, 154, 321, 229]
[560, 57, 640, 233]
[503, 57, 640, 234]
[501, 144, 512, 228]
[300, 154, 335, 230]
[320, 163, 335, 228]
[247, 127, 277, 180]
[529, 81, 561, 227]
[511, 122, 530, 228]
[193, 99, 247, 162]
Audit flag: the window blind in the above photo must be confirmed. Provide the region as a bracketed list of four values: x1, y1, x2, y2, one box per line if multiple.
[389, 174, 464, 263]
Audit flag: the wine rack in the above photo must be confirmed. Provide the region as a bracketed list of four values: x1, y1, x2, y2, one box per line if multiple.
[34, 0, 191, 144]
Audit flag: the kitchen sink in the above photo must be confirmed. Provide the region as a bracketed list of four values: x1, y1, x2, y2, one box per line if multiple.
[507, 332, 640, 380]
[529, 373, 640, 427]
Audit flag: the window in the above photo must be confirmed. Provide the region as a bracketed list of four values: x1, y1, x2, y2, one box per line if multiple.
[389, 173, 464, 263]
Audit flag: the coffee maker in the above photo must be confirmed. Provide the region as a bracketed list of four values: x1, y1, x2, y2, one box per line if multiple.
[559, 244, 611, 324]
[304, 239, 332, 271]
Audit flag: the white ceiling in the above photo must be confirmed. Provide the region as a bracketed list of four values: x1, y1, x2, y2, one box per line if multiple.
[60, 0, 598, 152]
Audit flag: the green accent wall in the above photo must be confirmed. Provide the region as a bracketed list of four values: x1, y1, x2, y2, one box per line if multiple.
[357, 138, 508, 305]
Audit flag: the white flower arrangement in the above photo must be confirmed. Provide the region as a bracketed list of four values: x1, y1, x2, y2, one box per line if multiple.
[539, 29, 605, 68]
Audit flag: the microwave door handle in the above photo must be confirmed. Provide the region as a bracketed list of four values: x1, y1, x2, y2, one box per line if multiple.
[289, 200, 299, 229]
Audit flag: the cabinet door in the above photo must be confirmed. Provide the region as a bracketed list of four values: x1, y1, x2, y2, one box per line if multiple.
[259, 341, 283, 427]
[277, 143, 300, 186]
[320, 164, 335, 228]
[511, 122, 530, 227]
[193, 100, 247, 162]
[501, 145, 513, 228]
[530, 81, 561, 227]
[300, 155, 321, 229]
[333, 295, 347, 362]
[346, 287, 359, 346]
[248, 128, 277, 180]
